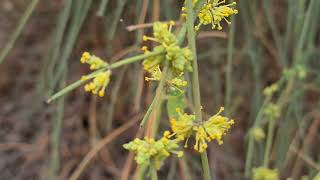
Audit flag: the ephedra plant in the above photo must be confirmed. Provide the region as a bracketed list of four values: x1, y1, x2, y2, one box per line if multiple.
[48, 0, 238, 179]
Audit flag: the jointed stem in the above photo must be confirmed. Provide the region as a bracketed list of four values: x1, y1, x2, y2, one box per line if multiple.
[185, 0, 211, 180]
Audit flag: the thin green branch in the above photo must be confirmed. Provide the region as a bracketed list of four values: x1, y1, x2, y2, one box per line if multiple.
[41, 0, 73, 94]
[151, 164, 158, 180]
[97, 0, 109, 16]
[185, 0, 211, 180]
[52, 0, 93, 87]
[48, 70, 66, 180]
[0, 0, 40, 64]
[107, 0, 127, 40]
[47, 50, 164, 103]
[110, 50, 163, 69]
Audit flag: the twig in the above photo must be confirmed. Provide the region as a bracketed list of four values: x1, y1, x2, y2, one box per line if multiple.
[185, 0, 211, 179]
[89, 95, 97, 146]
[0, 0, 40, 64]
[120, 130, 144, 180]
[290, 146, 320, 171]
[126, 21, 180, 32]
[133, 0, 149, 113]
[69, 113, 142, 180]
[197, 31, 227, 39]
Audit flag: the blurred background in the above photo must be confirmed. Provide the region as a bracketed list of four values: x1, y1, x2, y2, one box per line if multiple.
[0, 0, 319, 179]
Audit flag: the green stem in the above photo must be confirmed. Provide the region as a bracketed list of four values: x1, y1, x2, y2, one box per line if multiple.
[263, 119, 275, 167]
[139, 96, 157, 127]
[110, 50, 163, 69]
[48, 54, 68, 180]
[185, 0, 211, 180]
[137, 165, 147, 180]
[167, 157, 178, 180]
[97, 0, 109, 16]
[151, 164, 158, 180]
[51, 0, 93, 89]
[139, 62, 167, 129]
[137, 64, 169, 179]
[244, 97, 270, 177]
[47, 50, 164, 103]
[48, 91, 65, 180]
[225, 14, 236, 116]
[295, 0, 317, 63]
[244, 135, 255, 177]
[0, 0, 40, 64]
[151, 65, 169, 138]
[107, 0, 127, 40]
[42, 0, 73, 93]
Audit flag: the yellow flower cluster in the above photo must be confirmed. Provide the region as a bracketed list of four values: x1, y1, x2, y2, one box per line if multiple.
[144, 65, 162, 82]
[202, 107, 235, 145]
[168, 75, 188, 87]
[123, 107, 234, 169]
[80, 52, 111, 97]
[141, 21, 191, 93]
[195, 0, 238, 31]
[252, 167, 279, 180]
[193, 126, 210, 152]
[170, 108, 196, 143]
[80, 52, 108, 70]
[264, 103, 281, 121]
[250, 127, 265, 142]
[263, 83, 278, 97]
[123, 131, 183, 169]
[143, 65, 188, 91]
[142, 21, 193, 74]
[83, 71, 111, 97]
[283, 64, 307, 80]
[170, 107, 234, 152]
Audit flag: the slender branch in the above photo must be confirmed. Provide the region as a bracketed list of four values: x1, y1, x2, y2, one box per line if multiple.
[151, 164, 158, 180]
[47, 50, 164, 103]
[0, 0, 40, 64]
[69, 113, 142, 180]
[110, 50, 163, 69]
[185, 0, 211, 180]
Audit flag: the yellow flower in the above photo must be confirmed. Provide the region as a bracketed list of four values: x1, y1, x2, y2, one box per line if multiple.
[264, 103, 281, 120]
[80, 51, 108, 70]
[144, 21, 177, 47]
[145, 65, 162, 82]
[84, 70, 111, 97]
[253, 167, 279, 180]
[203, 107, 234, 145]
[123, 131, 183, 169]
[144, 65, 188, 92]
[193, 126, 210, 152]
[250, 127, 265, 142]
[142, 46, 165, 72]
[142, 22, 193, 74]
[79, 52, 111, 97]
[169, 108, 196, 145]
[168, 76, 188, 87]
[195, 0, 238, 31]
[168, 107, 234, 153]
[263, 83, 278, 97]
